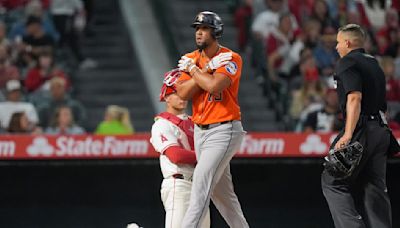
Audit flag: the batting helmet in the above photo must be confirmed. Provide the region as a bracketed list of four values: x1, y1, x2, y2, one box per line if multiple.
[159, 69, 181, 102]
[191, 11, 223, 39]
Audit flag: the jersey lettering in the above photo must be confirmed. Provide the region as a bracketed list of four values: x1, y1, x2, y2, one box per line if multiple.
[207, 92, 223, 102]
[161, 134, 168, 143]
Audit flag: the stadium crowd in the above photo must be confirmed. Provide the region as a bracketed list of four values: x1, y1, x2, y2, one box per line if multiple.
[0, 0, 134, 135]
[1, 0, 399, 135]
[232, 0, 400, 132]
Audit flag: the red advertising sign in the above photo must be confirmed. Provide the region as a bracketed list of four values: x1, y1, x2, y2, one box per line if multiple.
[0, 134, 158, 160]
[0, 132, 398, 160]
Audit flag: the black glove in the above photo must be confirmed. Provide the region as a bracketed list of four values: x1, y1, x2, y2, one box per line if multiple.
[323, 141, 364, 180]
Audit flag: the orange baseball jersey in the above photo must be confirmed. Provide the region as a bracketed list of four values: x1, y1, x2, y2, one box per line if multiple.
[179, 46, 242, 125]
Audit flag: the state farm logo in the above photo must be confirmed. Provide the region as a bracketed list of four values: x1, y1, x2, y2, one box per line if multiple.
[239, 135, 284, 154]
[300, 134, 328, 155]
[26, 136, 149, 157]
[0, 140, 16, 157]
[27, 137, 54, 156]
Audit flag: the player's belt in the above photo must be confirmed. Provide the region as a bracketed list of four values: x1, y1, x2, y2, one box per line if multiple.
[172, 174, 184, 179]
[196, 120, 232, 130]
[366, 115, 379, 121]
[359, 114, 380, 121]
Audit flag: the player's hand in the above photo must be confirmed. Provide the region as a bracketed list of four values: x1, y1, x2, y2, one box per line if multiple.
[178, 56, 196, 73]
[206, 52, 232, 71]
[334, 134, 352, 150]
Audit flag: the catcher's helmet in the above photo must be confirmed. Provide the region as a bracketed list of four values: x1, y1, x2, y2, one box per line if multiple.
[191, 11, 223, 39]
[159, 69, 181, 102]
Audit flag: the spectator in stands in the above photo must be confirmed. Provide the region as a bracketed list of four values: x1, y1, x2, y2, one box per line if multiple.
[95, 105, 134, 135]
[45, 105, 85, 134]
[251, 0, 288, 40]
[0, 0, 30, 26]
[301, 19, 321, 49]
[24, 50, 69, 93]
[0, 45, 20, 90]
[309, 0, 338, 29]
[287, 0, 314, 25]
[289, 56, 326, 129]
[394, 46, 400, 79]
[376, 8, 399, 55]
[383, 27, 400, 58]
[0, 79, 39, 129]
[393, 0, 400, 14]
[288, 46, 313, 88]
[7, 111, 42, 134]
[266, 12, 302, 80]
[358, 0, 391, 31]
[242, 0, 400, 133]
[8, 0, 59, 43]
[50, 0, 97, 70]
[313, 26, 339, 77]
[0, 21, 10, 48]
[37, 77, 86, 128]
[15, 15, 55, 72]
[22, 15, 55, 58]
[380, 56, 400, 102]
[344, 9, 360, 27]
[234, 0, 253, 51]
[303, 88, 342, 133]
[0, 0, 30, 11]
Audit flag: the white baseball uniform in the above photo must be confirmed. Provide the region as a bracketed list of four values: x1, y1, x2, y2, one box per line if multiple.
[150, 113, 210, 228]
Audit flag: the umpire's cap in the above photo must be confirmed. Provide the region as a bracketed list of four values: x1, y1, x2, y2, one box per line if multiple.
[191, 11, 223, 39]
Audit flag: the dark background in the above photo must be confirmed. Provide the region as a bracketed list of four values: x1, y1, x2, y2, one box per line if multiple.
[0, 159, 399, 228]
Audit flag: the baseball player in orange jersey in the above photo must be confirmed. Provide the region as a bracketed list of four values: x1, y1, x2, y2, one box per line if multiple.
[175, 11, 249, 228]
[150, 69, 210, 228]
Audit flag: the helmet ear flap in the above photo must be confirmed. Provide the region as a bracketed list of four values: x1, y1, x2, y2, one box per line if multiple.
[213, 27, 223, 39]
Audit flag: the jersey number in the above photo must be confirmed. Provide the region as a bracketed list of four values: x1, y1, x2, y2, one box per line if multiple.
[208, 92, 223, 102]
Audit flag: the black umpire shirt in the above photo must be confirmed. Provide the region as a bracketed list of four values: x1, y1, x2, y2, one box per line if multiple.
[333, 48, 386, 117]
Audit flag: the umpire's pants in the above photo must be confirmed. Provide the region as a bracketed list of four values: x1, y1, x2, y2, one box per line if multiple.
[321, 121, 392, 228]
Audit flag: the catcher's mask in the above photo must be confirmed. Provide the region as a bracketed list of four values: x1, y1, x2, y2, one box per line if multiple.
[159, 69, 181, 102]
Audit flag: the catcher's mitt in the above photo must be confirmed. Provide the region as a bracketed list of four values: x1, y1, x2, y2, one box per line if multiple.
[323, 141, 364, 179]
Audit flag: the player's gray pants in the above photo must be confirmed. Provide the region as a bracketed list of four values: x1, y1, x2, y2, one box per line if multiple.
[181, 120, 249, 228]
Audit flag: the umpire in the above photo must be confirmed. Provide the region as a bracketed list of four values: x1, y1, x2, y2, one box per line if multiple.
[321, 24, 397, 228]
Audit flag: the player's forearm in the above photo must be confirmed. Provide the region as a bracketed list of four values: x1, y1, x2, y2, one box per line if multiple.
[175, 79, 201, 100]
[344, 93, 362, 138]
[164, 146, 197, 165]
[190, 68, 227, 94]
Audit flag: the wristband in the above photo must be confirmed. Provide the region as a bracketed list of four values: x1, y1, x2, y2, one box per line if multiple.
[205, 64, 213, 73]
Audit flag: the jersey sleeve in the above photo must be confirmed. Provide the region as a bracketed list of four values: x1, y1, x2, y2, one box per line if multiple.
[177, 72, 191, 82]
[150, 119, 180, 154]
[214, 52, 242, 82]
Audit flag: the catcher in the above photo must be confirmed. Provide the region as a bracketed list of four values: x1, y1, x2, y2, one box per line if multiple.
[321, 24, 399, 228]
[150, 69, 210, 228]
